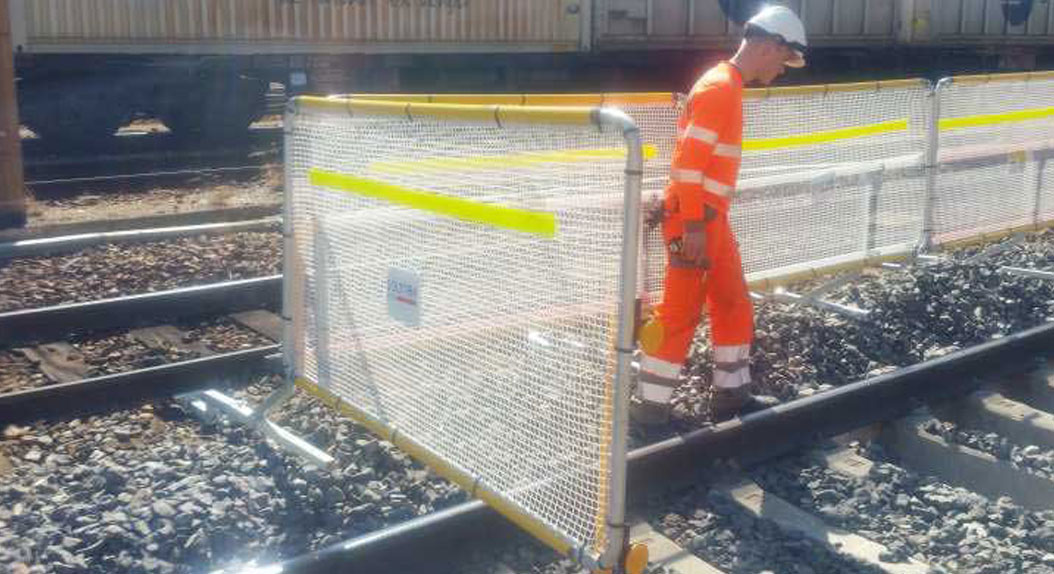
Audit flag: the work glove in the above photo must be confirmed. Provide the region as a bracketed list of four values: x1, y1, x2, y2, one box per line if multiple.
[644, 195, 665, 229]
[675, 205, 717, 269]
[680, 221, 709, 269]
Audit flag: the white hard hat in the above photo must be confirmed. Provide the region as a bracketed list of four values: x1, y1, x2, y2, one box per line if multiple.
[746, 5, 807, 68]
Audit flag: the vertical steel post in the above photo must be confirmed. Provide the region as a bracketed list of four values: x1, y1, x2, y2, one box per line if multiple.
[917, 78, 949, 253]
[863, 169, 883, 255]
[255, 100, 301, 420]
[0, 0, 25, 230]
[313, 226, 333, 391]
[597, 108, 643, 572]
[281, 100, 298, 386]
[1033, 158, 1047, 228]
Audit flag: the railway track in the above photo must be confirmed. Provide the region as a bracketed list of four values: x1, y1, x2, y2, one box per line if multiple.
[1, 225, 1053, 573]
[226, 329, 1054, 574]
[226, 232, 1054, 574]
[22, 128, 280, 188]
[21, 123, 281, 164]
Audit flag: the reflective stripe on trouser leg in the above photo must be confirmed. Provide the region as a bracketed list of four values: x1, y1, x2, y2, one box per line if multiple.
[713, 344, 751, 389]
[636, 355, 681, 404]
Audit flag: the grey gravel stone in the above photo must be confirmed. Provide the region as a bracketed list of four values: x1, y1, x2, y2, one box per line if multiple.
[0, 376, 470, 573]
[151, 501, 175, 518]
[753, 449, 1054, 574]
[644, 233, 1054, 437]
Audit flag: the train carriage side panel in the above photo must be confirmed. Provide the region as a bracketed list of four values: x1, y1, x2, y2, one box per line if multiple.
[921, 0, 1054, 44]
[15, 0, 583, 55]
[592, 0, 900, 50]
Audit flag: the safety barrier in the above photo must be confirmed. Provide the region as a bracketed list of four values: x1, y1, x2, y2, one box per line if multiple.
[926, 72, 1054, 247]
[279, 71, 1054, 572]
[340, 76, 1054, 290]
[282, 97, 644, 570]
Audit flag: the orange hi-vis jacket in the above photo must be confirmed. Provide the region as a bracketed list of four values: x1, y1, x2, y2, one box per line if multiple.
[636, 61, 753, 406]
[667, 62, 743, 224]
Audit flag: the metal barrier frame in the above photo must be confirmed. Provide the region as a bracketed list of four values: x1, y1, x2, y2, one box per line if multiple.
[257, 70, 1054, 573]
[273, 96, 645, 572]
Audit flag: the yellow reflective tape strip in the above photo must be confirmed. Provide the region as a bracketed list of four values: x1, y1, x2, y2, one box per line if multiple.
[939, 106, 1054, 130]
[743, 119, 908, 151]
[370, 145, 657, 175]
[308, 169, 558, 237]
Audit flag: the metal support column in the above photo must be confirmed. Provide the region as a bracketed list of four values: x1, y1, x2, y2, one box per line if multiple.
[252, 100, 303, 444]
[863, 169, 883, 255]
[1033, 158, 1047, 228]
[917, 78, 948, 253]
[596, 108, 645, 573]
[0, 0, 25, 230]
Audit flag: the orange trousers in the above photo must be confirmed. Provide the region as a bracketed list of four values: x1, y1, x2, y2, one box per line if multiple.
[641, 206, 754, 367]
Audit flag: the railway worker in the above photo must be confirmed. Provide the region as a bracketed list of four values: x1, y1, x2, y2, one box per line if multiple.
[631, 5, 808, 425]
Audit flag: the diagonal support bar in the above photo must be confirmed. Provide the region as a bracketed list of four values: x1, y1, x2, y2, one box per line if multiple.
[178, 387, 334, 468]
[769, 290, 871, 321]
[999, 266, 1054, 281]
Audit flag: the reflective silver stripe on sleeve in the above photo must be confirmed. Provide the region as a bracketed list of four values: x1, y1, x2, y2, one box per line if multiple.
[703, 177, 734, 197]
[670, 168, 705, 185]
[714, 143, 742, 159]
[683, 124, 718, 145]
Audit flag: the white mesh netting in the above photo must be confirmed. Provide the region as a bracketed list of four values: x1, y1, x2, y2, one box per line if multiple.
[286, 103, 634, 556]
[284, 75, 1054, 561]
[638, 82, 933, 293]
[932, 76, 1054, 244]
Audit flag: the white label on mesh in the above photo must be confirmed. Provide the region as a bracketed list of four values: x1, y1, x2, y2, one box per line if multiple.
[387, 268, 421, 327]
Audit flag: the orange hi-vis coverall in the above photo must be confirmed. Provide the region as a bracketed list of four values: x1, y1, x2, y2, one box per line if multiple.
[637, 62, 753, 406]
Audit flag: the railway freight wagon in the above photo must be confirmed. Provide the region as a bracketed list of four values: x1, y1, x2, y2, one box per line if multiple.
[9, 0, 1054, 145]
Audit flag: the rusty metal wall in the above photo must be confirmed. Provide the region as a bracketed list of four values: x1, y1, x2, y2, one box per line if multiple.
[17, 0, 582, 53]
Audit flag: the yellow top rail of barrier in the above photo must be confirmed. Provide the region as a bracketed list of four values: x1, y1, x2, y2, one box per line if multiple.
[299, 95, 597, 125]
[743, 78, 928, 99]
[296, 96, 599, 126]
[324, 80, 929, 106]
[950, 70, 1054, 85]
[324, 92, 677, 107]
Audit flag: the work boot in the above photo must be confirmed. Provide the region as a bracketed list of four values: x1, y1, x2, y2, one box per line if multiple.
[629, 396, 671, 426]
[708, 384, 779, 422]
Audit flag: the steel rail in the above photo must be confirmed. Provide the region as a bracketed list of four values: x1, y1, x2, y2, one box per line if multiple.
[0, 217, 279, 259]
[0, 275, 282, 347]
[25, 164, 276, 187]
[0, 346, 281, 425]
[0, 204, 281, 244]
[238, 320, 1054, 574]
